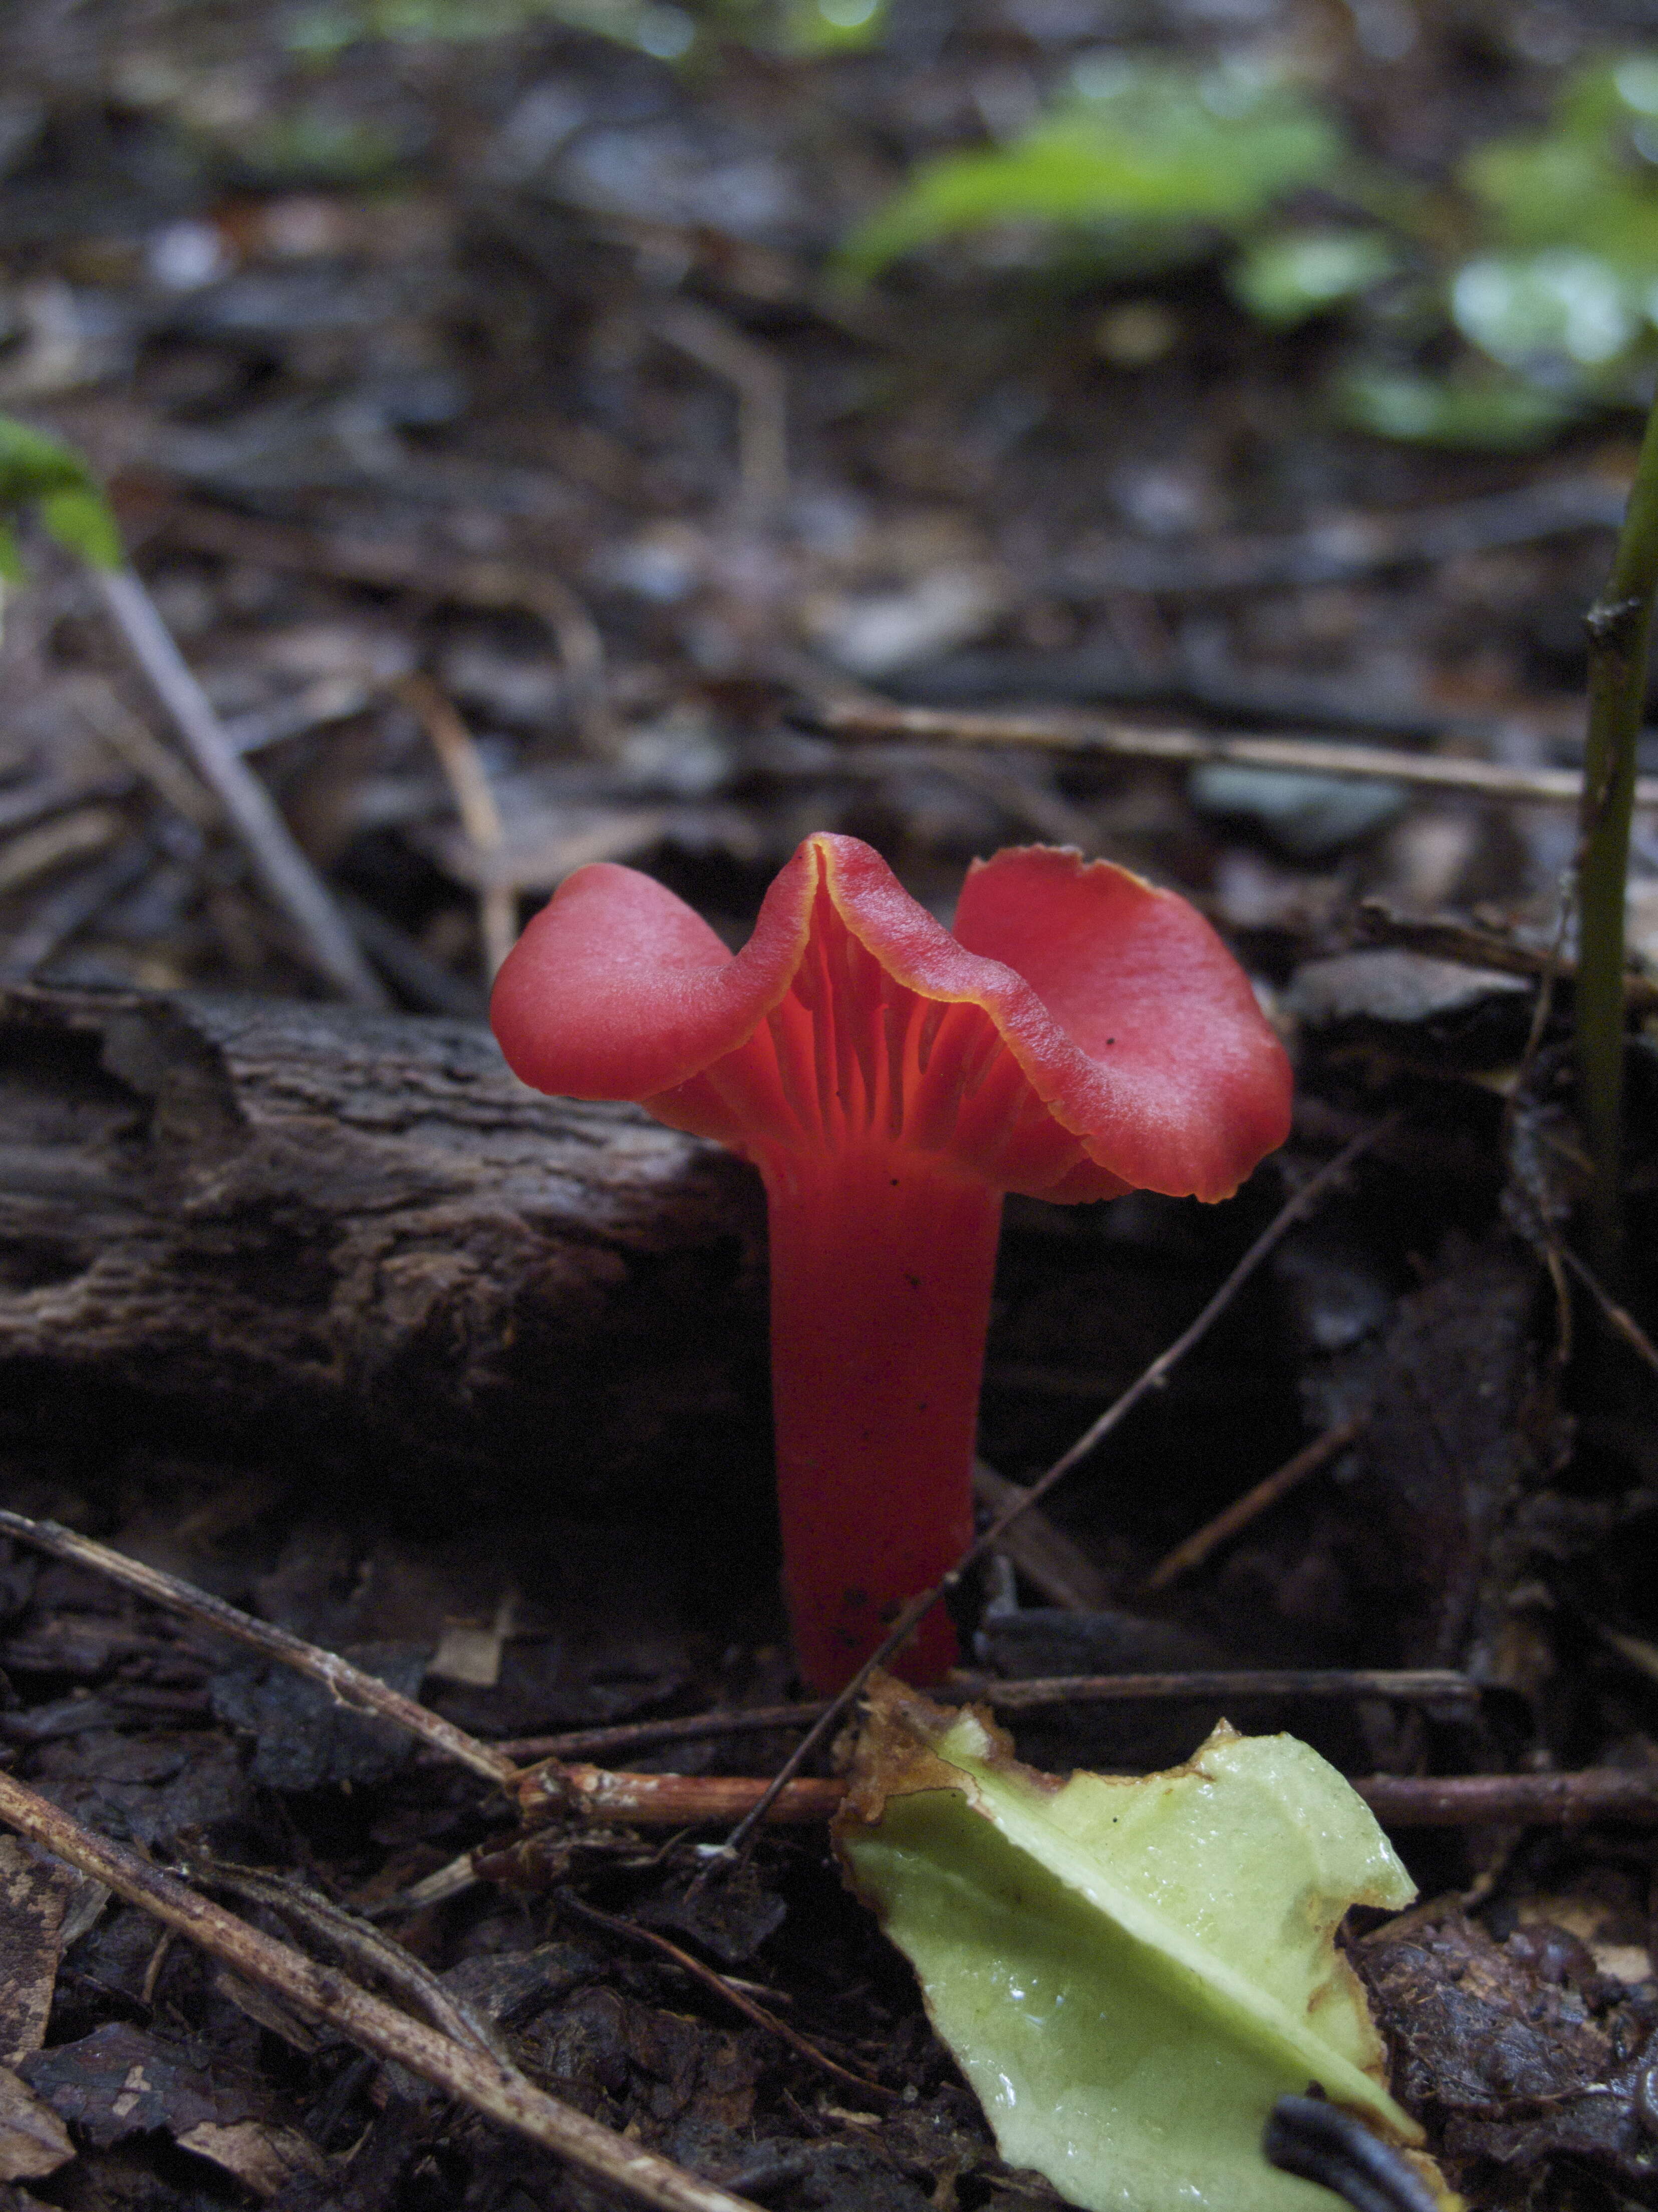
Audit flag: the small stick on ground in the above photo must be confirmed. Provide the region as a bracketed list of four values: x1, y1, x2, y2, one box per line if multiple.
[0, 1769, 761, 2212]
[556, 1891, 894, 2105]
[397, 673, 517, 978]
[161, 504, 613, 755]
[648, 299, 788, 526]
[502, 1761, 1658, 1832]
[705, 1120, 1397, 1875]
[951, 1668, 1476, 1712]
[1358, 1770, 1658, 1826]
[497, 1667, 1473, 1769]
[799, 697, 1658, 813]
[514, 1763, 846, 1825]
[187, 1858, 507, 2059]
[1558, 1241, 1658, 1378]
[1140, 1417, 1365, 1593]
[0, 1509, 515, 1789]
[497, 1704, 828, 1764]
[972, 1462, 1111, 1610]
[0, 837, 154, 981]
[91, 566, 388, 1008]
[74, 678, 220, 828]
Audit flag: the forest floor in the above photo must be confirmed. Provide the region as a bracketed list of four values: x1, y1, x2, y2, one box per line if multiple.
[3, 3, 1658, 2208]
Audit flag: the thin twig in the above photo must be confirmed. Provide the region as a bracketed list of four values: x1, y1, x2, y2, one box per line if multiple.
[0, 837, 154, 981]
[1558, 1241, 1658, 1377]
[647, 299, 788, 526]
[972, 1462, 1111, 1609]
[396, 675, 517, 978]
[1357, 897, 1658, 1014]
[799, 697, 1658, 812]
[74, 678, 219, 828]
[157, 504, 612, 750]
[556, 1891, 894, 2104]
[90, 566, 388, 1007]
[1575, 387, 1658, 1267]
[0, 1769, 762, 2212]
[363, 1849, 484, 1917]
[1357, 1770, 1658, 1826]
[185, 1858, 507, 2059]
[954, 1668, 1475, 1712]
[515, 1763, 846, 1826]
[0, 1509, 516, 1788]
[500, 1760, 1658, 1832]
[497, 1705, 828, 1764]
[708, 1121, 1398, 1870]
[1140, 1417, 1365, 1593]
[1499, 870, 1580, 1370]
[498, 1665, 1474, 1769]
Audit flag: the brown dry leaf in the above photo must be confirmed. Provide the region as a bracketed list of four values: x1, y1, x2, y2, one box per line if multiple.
[0, 1836, 97, 2065]
[175, 2120, 333, 2199]
[0, 2066, 74, 2182]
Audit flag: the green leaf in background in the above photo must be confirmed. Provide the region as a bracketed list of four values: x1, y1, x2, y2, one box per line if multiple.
[841, 58, 1342, 279]
[1229, 227, 1401, 326]
[1450, 248, 1642, 375]
[0, 416, 123, 573]
[1447, 55, 1658, 397]
[1465, 56, 1658, 270]
[286, 0, 697, 62]
[835, 1677, 1437, 2212]
[1337, 362, 1580, 448]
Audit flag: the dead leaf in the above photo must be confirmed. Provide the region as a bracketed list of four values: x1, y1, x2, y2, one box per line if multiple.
[176, 2120, 332, 2198]
[0, 2067, 73, 2182]
[0, 1836, 95, 2064]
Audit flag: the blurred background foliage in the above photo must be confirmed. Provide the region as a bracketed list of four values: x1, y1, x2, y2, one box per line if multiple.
[253, 0, 1658, 452]
[846, 46, 1658, 450]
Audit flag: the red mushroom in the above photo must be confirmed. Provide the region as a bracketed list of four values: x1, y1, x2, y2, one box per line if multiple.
[492, 834, 1291, 1694]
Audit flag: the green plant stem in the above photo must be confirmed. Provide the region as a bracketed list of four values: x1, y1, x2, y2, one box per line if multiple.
[1577, 392, 1658, 1270]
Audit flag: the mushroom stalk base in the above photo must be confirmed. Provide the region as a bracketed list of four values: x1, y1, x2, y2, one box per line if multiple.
[759, 1146, 999, 1694]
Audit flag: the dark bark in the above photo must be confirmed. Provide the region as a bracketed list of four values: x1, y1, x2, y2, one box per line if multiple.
[0, 985, 768, 1510]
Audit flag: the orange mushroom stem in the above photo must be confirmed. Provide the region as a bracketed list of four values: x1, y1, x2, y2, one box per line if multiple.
[491, 834, 1292, 1694]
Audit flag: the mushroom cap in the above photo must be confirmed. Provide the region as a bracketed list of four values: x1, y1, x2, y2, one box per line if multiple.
[491, 833, 1291, 1203]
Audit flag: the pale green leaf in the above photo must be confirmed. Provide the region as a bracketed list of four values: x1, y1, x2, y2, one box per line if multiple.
[836, 1679, 1429, 2212]
[1336, 363, 1578, 449]
[37, 488, 124, 571]
[841, 62, 1341, 278]
[0, 415, 124, 575]
[1229, 228, 1400, 326]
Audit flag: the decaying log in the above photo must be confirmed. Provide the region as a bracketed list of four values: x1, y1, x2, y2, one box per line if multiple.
[0, 985, 768, 1503]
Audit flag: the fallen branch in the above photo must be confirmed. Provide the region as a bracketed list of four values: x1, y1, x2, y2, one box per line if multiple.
[0, 1770, 761, 2212]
